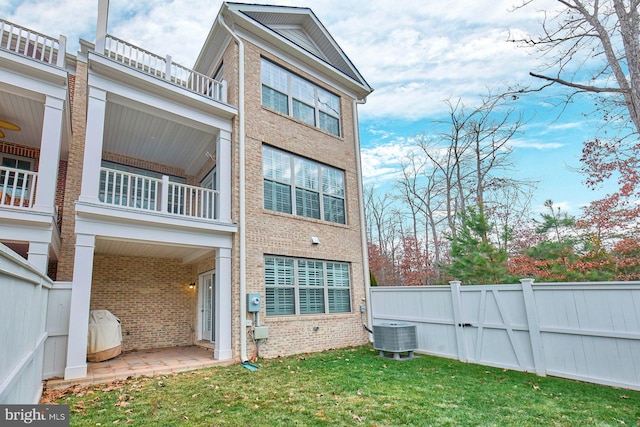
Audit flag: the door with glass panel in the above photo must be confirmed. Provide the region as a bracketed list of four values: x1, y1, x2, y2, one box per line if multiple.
[199, 271, 215, 342]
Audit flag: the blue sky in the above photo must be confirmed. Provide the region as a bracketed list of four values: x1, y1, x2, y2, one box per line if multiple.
[1, 0, 618, 215]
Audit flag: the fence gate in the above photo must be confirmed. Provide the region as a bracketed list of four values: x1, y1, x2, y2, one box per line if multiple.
[456, 284, 537, 372]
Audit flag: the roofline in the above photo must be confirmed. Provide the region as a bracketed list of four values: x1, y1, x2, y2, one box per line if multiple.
[194, 2, 373, 99]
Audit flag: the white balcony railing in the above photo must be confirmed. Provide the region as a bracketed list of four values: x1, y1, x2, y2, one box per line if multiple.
[0, 19, 66, 67]
[99, 168, 217, 220]
[0, 166, 37, 208]
[103, 35, 226, 103]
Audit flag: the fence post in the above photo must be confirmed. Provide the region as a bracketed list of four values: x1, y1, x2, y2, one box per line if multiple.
[520, 278, 546, 376]
[450, 281, 467, 362]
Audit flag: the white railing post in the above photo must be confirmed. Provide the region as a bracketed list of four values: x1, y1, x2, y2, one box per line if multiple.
[165, 55, 172, 81]
[520, 278, 546, 376]
[56, 35, 66, 67]
[221, 80, 228, 103]
[161, 175, 170, 213]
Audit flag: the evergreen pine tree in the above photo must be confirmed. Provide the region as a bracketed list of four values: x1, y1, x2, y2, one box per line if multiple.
[447, 206, 509, 284]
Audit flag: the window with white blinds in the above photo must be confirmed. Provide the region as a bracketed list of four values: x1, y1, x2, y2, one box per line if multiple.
[261, 58, 341, 136]
[265, 256, 351, 316]
[263, 145, 346, 224]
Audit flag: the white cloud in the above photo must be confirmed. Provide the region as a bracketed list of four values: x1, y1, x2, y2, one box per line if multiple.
[360, 138, 418, 183]
[4, 0, 563, 121]
[508, 137, 565, 150]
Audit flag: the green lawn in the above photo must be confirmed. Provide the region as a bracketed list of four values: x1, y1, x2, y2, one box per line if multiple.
[47, 346, 640, 426]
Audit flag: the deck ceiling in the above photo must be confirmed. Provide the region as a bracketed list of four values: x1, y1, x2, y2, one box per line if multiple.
[0, 87, 70, 159]
[103, 102, 217, 177]
[95, 237, 213, 264]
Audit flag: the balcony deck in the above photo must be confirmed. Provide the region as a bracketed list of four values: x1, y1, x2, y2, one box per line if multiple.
[0, 19, 66, 67]
[101, 35, 227, 103]
[99, 167, 218, 221]
[0, 166, 37, 209]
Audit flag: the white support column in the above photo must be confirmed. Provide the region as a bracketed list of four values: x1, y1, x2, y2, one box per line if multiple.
[214, 247, 232, 360]
[64, 233, 96, 379]
[34, 96, 64, 213]
[27, 241, 50, 274]
[95, 0, 109, 53]
[216, 130, 232, 223]
[79, 87, 107, 203]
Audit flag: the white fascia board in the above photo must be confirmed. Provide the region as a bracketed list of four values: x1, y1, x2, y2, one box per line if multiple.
[87, 70, 234, 134]
[0, 67, 68, 103]
[0, 49, 68, 86]
[74, 201, 236, 248]
[0, 215, 56, 243]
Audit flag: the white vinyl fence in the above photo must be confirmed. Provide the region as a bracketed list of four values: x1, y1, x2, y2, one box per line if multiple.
[0, 245, 51, 403]
[43, 282, 71, 380]
[370, 280, 640, 391]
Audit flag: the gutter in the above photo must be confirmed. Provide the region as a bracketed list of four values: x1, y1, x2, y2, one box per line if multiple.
[353, 98, 373, 341]
[218, 13, 249, 362]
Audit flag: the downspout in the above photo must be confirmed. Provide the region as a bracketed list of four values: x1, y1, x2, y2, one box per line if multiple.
[218, 14, 249, 362]
[353, 98, 373, 341]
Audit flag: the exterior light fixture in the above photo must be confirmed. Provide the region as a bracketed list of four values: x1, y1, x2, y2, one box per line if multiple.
[311, 236, 320, 245]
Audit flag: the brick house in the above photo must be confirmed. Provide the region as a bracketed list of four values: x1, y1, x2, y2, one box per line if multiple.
[0, 1, 372, 381]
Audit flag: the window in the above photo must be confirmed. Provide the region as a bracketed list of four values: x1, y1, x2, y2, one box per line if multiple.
[265, 256, 351, 316]
[263, 145, 346, 224]
[261, 58, 341, 136]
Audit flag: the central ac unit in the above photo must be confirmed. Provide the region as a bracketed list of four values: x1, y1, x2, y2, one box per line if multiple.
[373, 322, 417, 360]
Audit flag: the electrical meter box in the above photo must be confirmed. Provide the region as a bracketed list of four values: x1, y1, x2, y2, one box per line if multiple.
[247, 293, 261, 312]
[253, 326, 269, 339]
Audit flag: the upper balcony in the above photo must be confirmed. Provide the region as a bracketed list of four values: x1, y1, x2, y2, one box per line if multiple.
[96, 34, 227, 105]
[0, 19, 66, 68]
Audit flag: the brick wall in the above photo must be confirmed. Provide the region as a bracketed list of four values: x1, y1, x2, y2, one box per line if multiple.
[57, 59, 88, 281]
[237, 42, 369, 359]
[90, 254, 198, 350]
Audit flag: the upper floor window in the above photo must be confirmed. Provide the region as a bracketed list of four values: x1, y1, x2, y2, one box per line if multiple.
[263, 145, 345, 224]
[261, 58, 341, 136]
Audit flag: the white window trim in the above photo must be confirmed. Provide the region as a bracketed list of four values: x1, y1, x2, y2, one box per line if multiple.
[265, 255, 352, 316]
[263, 145, 346, 224]
[1, 154, 34, 171]
[261, 57, 341, 136]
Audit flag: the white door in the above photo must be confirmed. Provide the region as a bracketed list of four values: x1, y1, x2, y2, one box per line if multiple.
[200, 168, 216, 219]
[199, 271, 215, 342]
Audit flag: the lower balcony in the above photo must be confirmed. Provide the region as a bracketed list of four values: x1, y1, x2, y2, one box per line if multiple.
[0, 166, 37, 208]
[99, 167, 218, 221]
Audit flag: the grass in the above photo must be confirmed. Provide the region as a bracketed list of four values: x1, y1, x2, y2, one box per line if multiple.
[46, 346, 640, 426]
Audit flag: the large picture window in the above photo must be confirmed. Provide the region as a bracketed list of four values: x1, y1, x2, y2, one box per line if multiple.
[263, 145, 345, 224]
[265, 256, 351, 316]
[261, 58, 341, 136]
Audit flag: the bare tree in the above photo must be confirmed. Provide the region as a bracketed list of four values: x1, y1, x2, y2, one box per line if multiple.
[512, 0, 640, 230]
[513, 0, 640, 135]
[365, 186, 403, 285]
